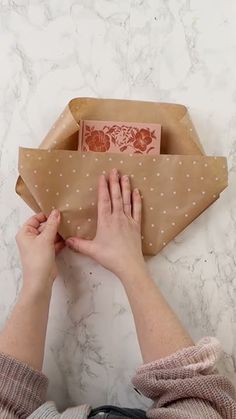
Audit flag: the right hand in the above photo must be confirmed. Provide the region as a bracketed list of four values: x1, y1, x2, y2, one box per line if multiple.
[66, 169, 147, 280]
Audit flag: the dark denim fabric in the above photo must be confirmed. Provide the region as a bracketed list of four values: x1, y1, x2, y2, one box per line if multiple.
[89, 405, 146, 419]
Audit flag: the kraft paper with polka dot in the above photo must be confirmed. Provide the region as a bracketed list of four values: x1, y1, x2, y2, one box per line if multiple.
[16, 98, 228, 255]
[18, 148, 227, 255]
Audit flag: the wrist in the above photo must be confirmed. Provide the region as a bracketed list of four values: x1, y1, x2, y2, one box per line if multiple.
[118, 262, 151, 286]
[21, 277, 53, 301]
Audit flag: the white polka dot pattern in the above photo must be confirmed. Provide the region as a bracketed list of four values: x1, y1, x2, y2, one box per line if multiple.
[19, 149, 228, 256]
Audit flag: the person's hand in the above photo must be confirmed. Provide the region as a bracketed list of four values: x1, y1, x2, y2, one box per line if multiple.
[16, 210, 64, 295]
[66, 169, 147, 281]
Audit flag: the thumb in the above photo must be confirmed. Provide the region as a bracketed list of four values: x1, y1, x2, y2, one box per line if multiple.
[66, 237, 94, 257]
[41, 209, 60, 243]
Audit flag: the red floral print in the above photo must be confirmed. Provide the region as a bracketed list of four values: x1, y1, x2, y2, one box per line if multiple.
[85, 130, 110, 152]
[81, 120, 160, 155]
[133, 128, 153, 152]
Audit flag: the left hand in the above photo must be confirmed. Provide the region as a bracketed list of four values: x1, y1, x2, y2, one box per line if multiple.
[16, 209, 64, 295]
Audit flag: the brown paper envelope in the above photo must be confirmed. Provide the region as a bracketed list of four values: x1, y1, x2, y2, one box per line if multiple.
[18, 147, 227, 255]
[16, 98, 205, 213]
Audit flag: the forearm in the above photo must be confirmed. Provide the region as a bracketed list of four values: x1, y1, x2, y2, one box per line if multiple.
[0, 281, 52, 371]
[120, 267, 194, 363]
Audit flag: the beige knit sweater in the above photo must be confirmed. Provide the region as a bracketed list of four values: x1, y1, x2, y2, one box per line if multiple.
[0, 337, 235, 419]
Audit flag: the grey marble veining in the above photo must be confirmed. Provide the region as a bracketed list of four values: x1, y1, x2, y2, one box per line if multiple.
[0, 0, 236, 411]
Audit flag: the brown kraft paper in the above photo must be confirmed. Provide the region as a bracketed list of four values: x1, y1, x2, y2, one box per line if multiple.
[16, 98, 228, 255]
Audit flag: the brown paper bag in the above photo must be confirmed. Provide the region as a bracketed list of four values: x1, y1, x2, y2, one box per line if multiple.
[16, 98, 228, 255]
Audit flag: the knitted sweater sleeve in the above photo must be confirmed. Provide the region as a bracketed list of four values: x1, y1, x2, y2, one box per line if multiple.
[132, 337, 236, 419]
[0, 352, 90, 419]
[1, 338, 236, 419]
[0, 352, 48, 419]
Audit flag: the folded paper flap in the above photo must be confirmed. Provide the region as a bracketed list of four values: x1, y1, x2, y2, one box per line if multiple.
[16, 99, 228, 255]
[40, 104, 79, 151]
[69, 98, 189, 122]
[15, 176, 40, 213]
[16, 99, 205, 214]
[39, 98, 203, 155]
[69, 98, 204, 156]
[19, 147, 227, 255]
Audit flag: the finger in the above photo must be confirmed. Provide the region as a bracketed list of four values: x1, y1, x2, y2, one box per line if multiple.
[109, 168, 122, 213]
[23, 213, 46, 229]
[41, 209, 60, 244]
[132, 188, 142, 226]
[22, 225, 39, 238]
[38, 222, 46, 234]
[121, 175, 131, 217]
[66, 237, 94, 256]
[98, 175, 111, 221]
[38, 223, 61, 244]
[55, 240, 65, 255]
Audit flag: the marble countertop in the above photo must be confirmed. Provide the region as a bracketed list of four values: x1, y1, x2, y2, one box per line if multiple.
[0, 0, 235, 411]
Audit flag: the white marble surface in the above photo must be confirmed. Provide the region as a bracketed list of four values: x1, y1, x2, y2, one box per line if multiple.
[0, 0, 236, 412]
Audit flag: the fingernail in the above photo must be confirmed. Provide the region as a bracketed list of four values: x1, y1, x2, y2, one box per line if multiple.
[112, 168, 118, 176]
[51, 209, 60, 219]
[134, 188, 140, 194]
[123, 175, 129, 181]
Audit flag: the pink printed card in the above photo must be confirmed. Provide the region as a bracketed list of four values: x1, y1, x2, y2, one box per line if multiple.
[78, 120, 161, 154]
